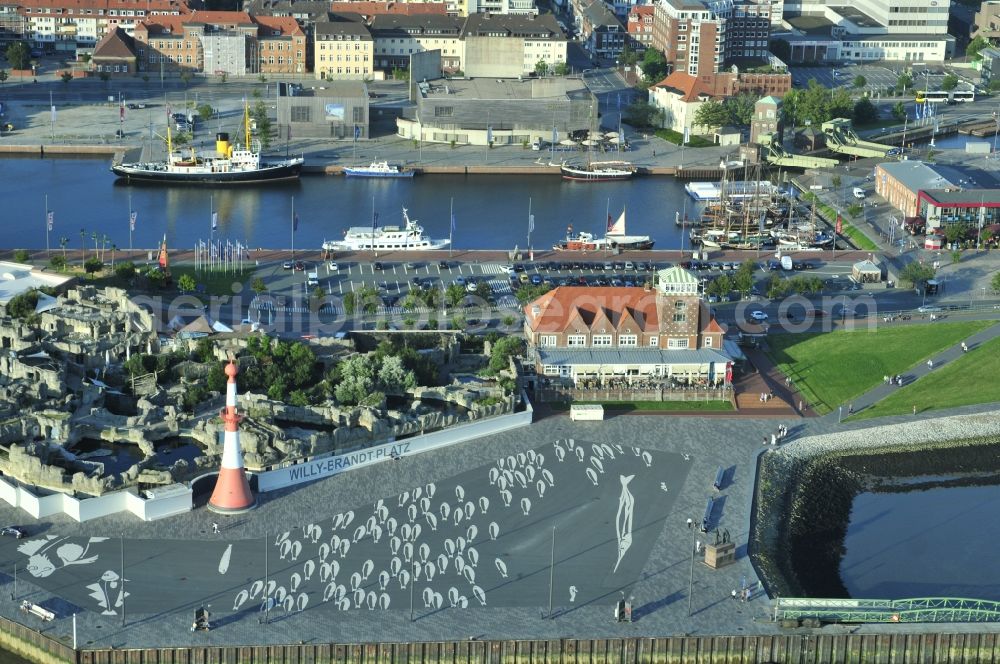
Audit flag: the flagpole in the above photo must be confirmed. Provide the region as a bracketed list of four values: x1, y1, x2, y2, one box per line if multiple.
[371, 196, 378, 259]
[210, 195, 215, 272]
[128, 191, 133, 253]
[44, 194, 49, 257]
[527, 197, 532, 258]
[291, 196, 295, 261]
[449, 197, 454, 259]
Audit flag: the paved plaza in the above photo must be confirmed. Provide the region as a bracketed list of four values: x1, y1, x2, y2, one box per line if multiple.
[0, 383, 997, 648]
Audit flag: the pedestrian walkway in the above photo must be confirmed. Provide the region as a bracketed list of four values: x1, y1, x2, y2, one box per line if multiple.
[739, 347, 816, 418]
[831, 321, 1000, 422]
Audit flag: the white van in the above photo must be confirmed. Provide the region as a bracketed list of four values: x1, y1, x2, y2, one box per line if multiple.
[853, 187, 865, 199]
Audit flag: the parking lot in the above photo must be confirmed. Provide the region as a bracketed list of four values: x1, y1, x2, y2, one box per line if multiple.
[788, 64, 959, 97]
[257, 256, 857, 326]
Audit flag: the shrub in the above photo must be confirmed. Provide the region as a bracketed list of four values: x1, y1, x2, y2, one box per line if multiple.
[13, 249, 29, 263]
[84, 257, 103, 274]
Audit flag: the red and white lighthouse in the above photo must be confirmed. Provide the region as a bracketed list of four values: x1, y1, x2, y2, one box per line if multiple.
[208, 361, 256, 514]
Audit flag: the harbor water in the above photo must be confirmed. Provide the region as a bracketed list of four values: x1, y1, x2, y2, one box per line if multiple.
[840, 483, 1000, 601]
[1, 156, 705, 252]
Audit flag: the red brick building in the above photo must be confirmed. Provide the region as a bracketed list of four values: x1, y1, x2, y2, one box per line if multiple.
[626, 5, 653, 52]
[523, 267, 729, 384]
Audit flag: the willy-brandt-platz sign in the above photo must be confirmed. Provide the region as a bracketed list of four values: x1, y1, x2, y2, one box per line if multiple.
[257, 439, 415, 492]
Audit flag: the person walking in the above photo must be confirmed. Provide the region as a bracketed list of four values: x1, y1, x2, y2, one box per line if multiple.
[212, 523, 219, 534]
[961, 342, 968, 353]
[912, 404, 917, 415]
[731, 589, 738, 600]
[927, 359, 934, 370]
[687, 517, 693, 529]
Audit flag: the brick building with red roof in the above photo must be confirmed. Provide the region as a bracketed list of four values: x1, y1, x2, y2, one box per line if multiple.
[523, 266, 730, 386]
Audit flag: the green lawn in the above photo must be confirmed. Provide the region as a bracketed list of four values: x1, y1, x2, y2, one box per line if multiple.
[171, 266, 252, 297]
[768, 321, 994, 414]
[802, 193, 879, 251]
[550, 400, 733, 412]
[655, 128, 714, 148]
[853, 332, 1000, 419]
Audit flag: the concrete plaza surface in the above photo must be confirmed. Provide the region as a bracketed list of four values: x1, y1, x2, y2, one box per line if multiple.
[0, 411, 789, 648]
[1, 398, 999, 650]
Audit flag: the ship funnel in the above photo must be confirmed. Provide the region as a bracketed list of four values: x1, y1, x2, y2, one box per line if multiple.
[216, 132, 231, 156]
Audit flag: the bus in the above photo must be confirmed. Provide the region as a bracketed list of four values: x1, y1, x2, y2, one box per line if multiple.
[915, 90, 948, 103]
[915, 89, 975, 103]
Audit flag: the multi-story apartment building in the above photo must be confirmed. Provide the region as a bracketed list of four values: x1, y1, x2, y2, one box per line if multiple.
[973, 0, 1000, 40]
[252, 15, 306, 74]
[16, 0, 188, 52]
[462, 13, 566, 76]
[134, 11, 254, 75]
[370, 14, 463, 72]
[575, 0, 624, 60]
[0, 2, 26, 48]
[652, 0, 770, 77]
[464, 0, 538, 17]
[626, 5, 654, 51]
[314, 20, 374, 79]
[133, 10, 306, 75]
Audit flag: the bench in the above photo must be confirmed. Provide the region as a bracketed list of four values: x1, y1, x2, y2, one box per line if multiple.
[701, 497, 715, 532]
[20, 601, 54, 622]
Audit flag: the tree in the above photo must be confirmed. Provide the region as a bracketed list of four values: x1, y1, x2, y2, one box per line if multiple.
[943, 222, 969, 244]
[335, 354, 375, 405]
[474, 281, 491, 300]
[445, 283, 465, 309]
[992, 271, 1000, 293]
[60, 71, 73, 85]
[98, 71, 110, 85]
[251, 277, 267, 294]
[693, 100, 729, 132]
[13, 249, 29, 263]
[623, 101, 664, 129]
[115, 261, 137, 280]
[853, 97, 878, 125]
[732, 260, 755, 296]
[640, 48, 669, 84]
[84, 257, 103, 274]
[197, 103, 215, 122]
[619, 44, 638, 67]
[899, 261, 935, 287]
[853, 75, 867, 89]
[891, 101, 906, 122]
[0, 70, 8, 84]
[489, 336, 524, 373]
[723, 93, 756, 127]
[552, 62, 569, 76]
[941, 73, 959, 91]
[50, 255, 66, 271]
[250, 99, 273, 149]
[177, 273, 196, 292]
[831, 174, 842, 189]
[534, 60, 549, 77]
[180, 71, 192, 87]
[968, 35, 991, 61]
[377, 355, 416, 393]
[6, 290, 38, 319]
[897, 71, 913, 93]
[144, 266, 166, 288]
[5, 42, 30, 70]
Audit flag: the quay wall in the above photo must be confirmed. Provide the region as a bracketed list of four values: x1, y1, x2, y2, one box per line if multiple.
[54, 632, 1000, 663]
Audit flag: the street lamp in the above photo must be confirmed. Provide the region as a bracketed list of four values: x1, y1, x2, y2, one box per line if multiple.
[687, 520, 697, 617]
[993, 111, 999, 156]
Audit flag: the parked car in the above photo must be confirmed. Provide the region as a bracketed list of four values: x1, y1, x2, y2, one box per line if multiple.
[293, 261, 305, 271]
[749, 310, 769, 321]
[282, 261, 294, 270]
[1, 526, 25, 539]
[328, 262, 339, 271]
[373, 261, 384, 271]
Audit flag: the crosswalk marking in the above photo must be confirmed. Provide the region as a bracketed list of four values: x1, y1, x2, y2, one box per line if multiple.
[480, 264, 509, 275]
